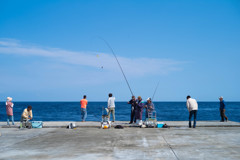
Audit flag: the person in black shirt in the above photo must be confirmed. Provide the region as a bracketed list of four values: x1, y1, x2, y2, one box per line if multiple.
[128, 96, 136, 124]
[219, 96, 228, 122]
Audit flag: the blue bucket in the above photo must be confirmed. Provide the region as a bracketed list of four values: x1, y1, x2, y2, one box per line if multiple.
[156, 123, 164, 128]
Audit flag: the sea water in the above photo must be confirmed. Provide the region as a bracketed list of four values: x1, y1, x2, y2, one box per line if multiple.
[0, 102, 239, 122]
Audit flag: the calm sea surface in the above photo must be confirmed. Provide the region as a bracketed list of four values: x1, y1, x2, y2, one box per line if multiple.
[0, 102, 239, 122]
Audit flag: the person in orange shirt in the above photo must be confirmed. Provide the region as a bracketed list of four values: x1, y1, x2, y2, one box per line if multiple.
[80, 95, 88, 122]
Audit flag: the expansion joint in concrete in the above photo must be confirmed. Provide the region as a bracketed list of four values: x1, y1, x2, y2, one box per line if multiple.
[162, 135, 180, 160]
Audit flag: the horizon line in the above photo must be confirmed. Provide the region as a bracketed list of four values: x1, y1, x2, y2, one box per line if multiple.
[1, 101, 240, 102]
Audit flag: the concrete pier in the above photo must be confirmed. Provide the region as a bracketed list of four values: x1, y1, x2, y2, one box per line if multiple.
[1, 121, 240, 128]
[0, 121, 240, 160]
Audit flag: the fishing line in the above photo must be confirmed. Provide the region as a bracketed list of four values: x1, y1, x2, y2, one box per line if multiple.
[98, 37, 134, 96]
[152, 80, 160, 101]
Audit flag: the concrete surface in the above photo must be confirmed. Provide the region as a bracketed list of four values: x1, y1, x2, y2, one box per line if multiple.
[1, 121, 240, 128]
[0, 126, 239, 160]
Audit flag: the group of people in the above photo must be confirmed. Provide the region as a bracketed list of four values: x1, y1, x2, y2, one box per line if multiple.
[128, 96, 155, 124]
[186, 95, 228, 128]
[4, 95, 229, 128]
[128, 95, 228, 128]
[80, 94, 155, 124]
[5, 97, 33, 126]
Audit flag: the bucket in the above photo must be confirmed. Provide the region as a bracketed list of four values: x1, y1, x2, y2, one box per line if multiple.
[156, 122, 164, 128]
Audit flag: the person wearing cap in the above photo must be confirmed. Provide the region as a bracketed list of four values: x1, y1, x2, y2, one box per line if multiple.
[186, 95, 198, 128]
[144, 98, 155, 119]
[108, 93, 116, 122]
[6, 97, 14, 126]
[219, 96, 228, 122]
[135, 96, 145, 121]
[80, 95, 88, 122]
[128, 96, 137, 124]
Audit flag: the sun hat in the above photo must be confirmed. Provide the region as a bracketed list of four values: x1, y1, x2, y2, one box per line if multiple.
[219, 96, 223, 99]
[7, 97, 12, 101]
[147, 97, 151, 101]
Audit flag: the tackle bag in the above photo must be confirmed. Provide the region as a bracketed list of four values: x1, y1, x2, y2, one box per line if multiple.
[31, 121, 43, 128]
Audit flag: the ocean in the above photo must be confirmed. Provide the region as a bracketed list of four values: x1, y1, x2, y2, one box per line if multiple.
[0, 102, 239, 122]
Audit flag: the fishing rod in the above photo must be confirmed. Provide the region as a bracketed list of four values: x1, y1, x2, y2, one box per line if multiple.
[98, 37, 134, 96]
[152, 80, 160, 101]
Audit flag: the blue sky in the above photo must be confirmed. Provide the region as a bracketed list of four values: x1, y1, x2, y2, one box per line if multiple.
[0, 0, 239, 101]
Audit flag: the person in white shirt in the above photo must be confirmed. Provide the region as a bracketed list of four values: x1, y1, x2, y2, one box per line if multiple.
[186, 95, 198, 128]
[107, 93, 115, 122]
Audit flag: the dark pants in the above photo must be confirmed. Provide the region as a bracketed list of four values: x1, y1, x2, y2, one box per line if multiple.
[139, 110, 143, 120]
[189, 110, 197, 128]
[220, 109, 228, 121]
[130, 109, 136, 123]
[135, 109, 143, 120]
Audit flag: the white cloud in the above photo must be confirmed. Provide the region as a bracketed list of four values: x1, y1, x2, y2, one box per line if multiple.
[0, 38, 184, 76]
[0, 38, 21, 47]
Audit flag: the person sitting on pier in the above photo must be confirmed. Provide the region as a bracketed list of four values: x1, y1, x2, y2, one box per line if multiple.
[20, 105, 33, 128]
[21, 106, 33, 122]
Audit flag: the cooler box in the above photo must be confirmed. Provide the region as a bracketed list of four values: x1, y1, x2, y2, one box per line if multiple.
[156, 122, 164, 128]
[31, 121, 43, 128]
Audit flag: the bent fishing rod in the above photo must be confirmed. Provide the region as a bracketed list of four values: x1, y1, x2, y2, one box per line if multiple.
[98, 37, 134, 96]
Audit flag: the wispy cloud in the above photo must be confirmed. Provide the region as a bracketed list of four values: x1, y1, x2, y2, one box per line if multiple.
[0, 38, 184, 76]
